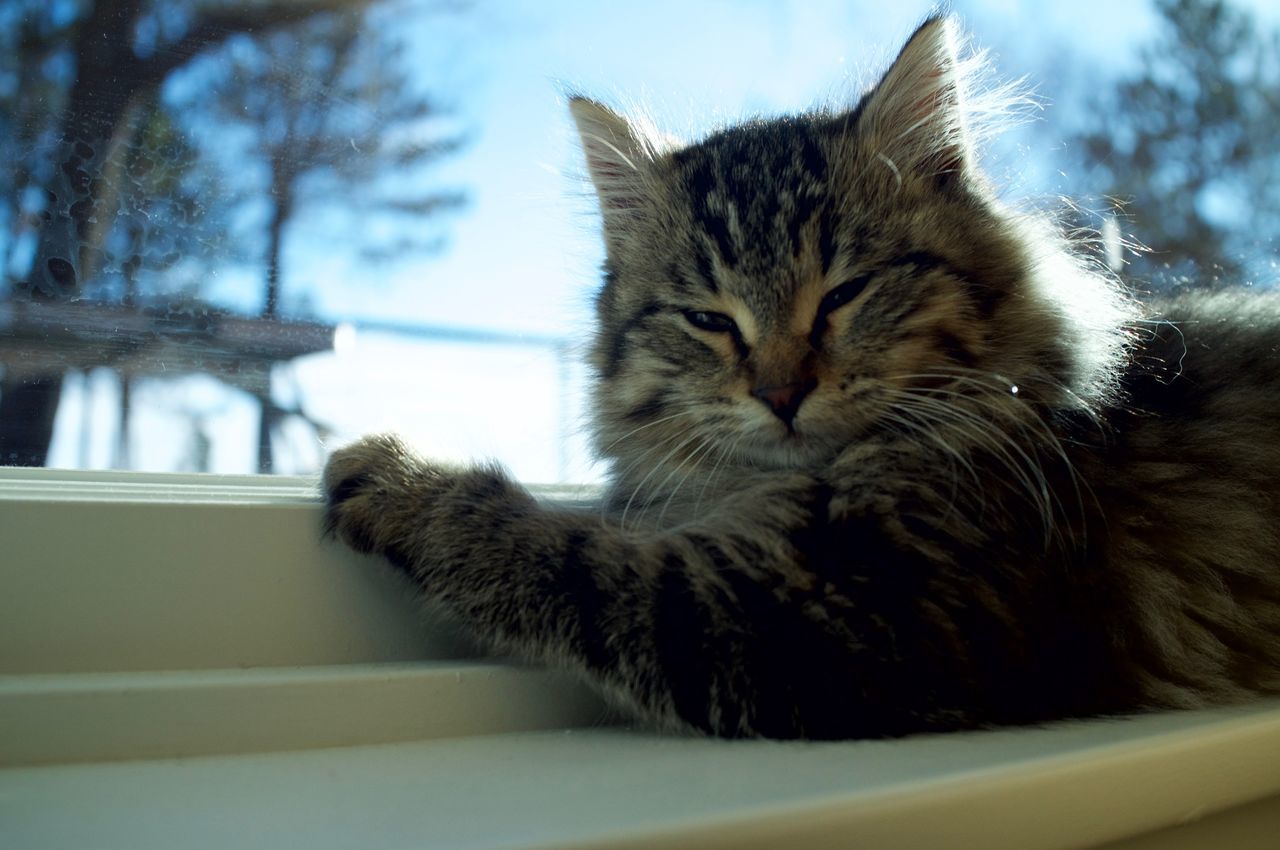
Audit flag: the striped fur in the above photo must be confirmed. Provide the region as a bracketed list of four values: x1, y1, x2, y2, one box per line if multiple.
[324, 16, 1280, 738]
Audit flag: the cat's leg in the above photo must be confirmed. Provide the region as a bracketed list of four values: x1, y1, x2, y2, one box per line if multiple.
[323, 434, 1009, 739]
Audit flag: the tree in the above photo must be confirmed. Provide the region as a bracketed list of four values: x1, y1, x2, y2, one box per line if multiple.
[193, 4, 465, 470]
[0, 1, 70, 290]
[101, 95, 239, 468]
[0, 0, 374, 466]
[1070, 0, 1280, 287]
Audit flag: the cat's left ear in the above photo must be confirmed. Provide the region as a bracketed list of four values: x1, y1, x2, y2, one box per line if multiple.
[858, 16, 974, 185]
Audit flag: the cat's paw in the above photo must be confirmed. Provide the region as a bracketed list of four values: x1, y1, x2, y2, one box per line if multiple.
[322, 433, 440, 557]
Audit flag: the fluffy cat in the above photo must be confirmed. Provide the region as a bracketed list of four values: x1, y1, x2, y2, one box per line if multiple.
[323, 16, 1280, 739]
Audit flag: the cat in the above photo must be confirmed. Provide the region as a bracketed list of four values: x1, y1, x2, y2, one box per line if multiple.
[323, 15, 1280, 739]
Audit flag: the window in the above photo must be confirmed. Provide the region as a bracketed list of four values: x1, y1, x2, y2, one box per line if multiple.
[4, 6, 1280, 844]
[2, 0, 1276, 478]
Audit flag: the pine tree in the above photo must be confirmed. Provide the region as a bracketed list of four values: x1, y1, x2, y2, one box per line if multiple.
[1073, 0, 1280, 287]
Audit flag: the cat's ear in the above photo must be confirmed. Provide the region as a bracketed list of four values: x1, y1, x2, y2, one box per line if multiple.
[858, 16, 974, 184]
[569, 97, 655, 215]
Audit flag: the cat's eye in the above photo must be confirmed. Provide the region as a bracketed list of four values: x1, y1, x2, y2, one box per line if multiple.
[817, 275, 873, 318]
[683, 310, 738, 334]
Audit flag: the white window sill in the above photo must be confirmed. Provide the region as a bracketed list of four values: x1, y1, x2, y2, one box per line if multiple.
[2, 469, 1279, 849]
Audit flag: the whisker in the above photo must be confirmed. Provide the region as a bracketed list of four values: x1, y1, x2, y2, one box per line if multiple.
[695, 432, 747, 520]
[633, 433, 714, 528]
[884, 391, 1061, 547]
[598, 410, 698, 454]
[620, 428, 705, 532]
[874, 409, 976, 523]
[604, 430, 691, 522]
[654, 437, 718, 529]
[889, 375, 1101, 544]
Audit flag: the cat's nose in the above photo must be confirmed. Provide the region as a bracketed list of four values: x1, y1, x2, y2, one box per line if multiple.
[752, 379, 816, 426]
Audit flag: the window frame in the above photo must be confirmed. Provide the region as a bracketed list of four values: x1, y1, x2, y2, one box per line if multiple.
[2, 466, 1280, 850]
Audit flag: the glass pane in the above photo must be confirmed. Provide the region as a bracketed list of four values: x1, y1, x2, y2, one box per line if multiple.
[2, 0, 1276, 477]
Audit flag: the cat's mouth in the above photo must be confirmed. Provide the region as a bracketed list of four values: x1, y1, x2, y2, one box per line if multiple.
[734, 431, 837, 469]
[729, 393, 883, 469]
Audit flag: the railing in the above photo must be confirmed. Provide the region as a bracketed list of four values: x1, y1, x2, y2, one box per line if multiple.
[2, 304, 585, 481]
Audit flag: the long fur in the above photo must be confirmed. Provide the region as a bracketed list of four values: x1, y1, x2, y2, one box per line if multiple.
[323, 15, 1280, 739]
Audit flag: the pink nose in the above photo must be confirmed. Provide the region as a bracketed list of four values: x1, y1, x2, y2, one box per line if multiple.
[751, 380, 815, 426]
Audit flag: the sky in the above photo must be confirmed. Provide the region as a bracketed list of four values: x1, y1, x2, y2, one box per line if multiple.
[299, 0, 1161, 335]
[43, 0, 1280, 481]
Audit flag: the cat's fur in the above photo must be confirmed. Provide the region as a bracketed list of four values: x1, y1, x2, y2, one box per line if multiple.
[323, 17, 1280, 739]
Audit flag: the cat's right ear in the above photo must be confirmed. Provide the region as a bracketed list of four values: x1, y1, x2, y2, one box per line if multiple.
[569, 98, 654, 216]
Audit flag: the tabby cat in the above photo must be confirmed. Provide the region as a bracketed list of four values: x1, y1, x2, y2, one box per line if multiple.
[323, 16, 1280, 739]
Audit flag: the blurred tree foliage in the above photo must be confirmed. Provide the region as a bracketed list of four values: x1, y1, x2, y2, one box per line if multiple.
[1072, 0, 1280, 287]
[196, 5, 465, 321]
[189, 4, 466, 469]
[0, 0, 465, 469]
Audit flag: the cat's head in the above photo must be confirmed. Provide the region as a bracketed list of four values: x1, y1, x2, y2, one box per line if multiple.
[575, 16, 1132, 488]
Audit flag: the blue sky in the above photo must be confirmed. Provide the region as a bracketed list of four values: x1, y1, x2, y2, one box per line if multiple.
[301, 0, 1164, 335]
[46, 0, 1280, 479]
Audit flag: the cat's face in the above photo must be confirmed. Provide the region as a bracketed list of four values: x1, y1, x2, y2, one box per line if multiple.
[576, 17, 1126, 488]
[589, 116, 1023, 473]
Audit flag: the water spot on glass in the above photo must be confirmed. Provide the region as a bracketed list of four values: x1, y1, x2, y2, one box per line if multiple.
[62, 165, 90, 193]
[46, 257, 76, 289]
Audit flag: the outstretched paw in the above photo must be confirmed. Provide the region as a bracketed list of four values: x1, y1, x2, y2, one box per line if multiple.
[322, 434, 435, 557]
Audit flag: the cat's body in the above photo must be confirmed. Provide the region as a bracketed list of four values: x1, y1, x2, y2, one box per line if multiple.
[324, 17, 1280, 738]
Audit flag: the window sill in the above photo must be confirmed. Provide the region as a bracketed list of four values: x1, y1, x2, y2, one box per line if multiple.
[2, 469, 1279, 849]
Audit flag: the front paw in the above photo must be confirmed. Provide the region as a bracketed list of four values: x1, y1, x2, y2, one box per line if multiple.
[322, 434, 439, 557]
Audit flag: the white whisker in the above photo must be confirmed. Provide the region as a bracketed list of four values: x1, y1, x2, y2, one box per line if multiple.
[620, 428, 705, 532]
